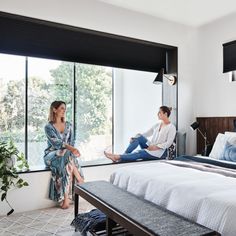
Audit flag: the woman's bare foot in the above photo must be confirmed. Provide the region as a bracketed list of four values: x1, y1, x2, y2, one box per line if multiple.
[104, 151, 120, 162]
[61, 192, 70, 209]
[61, 204, 69, 209]
[61, 198, 70, 209]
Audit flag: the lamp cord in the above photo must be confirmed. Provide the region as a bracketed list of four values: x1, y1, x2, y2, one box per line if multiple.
[5, 198, 14, 216]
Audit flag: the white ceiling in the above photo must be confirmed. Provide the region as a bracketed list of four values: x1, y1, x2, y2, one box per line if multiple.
[98, 0, 236, 27]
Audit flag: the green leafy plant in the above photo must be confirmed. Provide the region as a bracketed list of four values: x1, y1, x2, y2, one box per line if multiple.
[0, 140, 29, 215]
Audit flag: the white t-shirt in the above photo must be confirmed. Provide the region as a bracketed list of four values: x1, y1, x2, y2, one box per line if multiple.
[141, 121, 176, 157]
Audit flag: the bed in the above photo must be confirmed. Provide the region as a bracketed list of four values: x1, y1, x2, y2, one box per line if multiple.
[110, 157, 236, 236]
[110, 117, 236, 236]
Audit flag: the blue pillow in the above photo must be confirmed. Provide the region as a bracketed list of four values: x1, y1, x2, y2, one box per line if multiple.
[220, 141, 236, 162]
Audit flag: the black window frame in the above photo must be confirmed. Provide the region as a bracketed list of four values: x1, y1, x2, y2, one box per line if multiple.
[0, 11, 178, 171]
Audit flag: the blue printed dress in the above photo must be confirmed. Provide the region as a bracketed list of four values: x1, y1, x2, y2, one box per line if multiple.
[44, 121, 83, 202]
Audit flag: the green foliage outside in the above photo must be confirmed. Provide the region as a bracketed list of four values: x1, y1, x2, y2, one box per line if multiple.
[0, 80, 25, 136]
[51, 63, 112, 142]
[0, 61, 112, 145]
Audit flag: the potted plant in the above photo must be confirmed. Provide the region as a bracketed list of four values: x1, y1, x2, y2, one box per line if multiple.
[0, 140, 29, 215]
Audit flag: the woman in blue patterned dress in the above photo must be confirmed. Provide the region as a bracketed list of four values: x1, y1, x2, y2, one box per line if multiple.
[44, 101, 84, 209]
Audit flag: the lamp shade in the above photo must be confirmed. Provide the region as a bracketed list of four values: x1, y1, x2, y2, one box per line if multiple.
[190, 121, 199, 130]
[153, 68, 177, 85]
[153, 68, 164, 84]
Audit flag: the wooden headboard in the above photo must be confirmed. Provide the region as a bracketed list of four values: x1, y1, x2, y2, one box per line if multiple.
[196, 117, 236, 154]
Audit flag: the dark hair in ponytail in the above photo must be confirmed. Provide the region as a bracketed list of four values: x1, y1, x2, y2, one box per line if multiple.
[160, 106, 172, 117]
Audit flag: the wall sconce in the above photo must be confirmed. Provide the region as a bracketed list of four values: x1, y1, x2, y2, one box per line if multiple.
[190, 121, 210, 155]
[153, 68, 177, 86]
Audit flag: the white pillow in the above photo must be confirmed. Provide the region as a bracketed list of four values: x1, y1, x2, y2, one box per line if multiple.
[225, 131, 236, 137]
[209, 133, 227, 159]
[225, 132, 236, 145]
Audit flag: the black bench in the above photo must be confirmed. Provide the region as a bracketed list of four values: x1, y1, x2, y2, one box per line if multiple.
[74, 180, 219, 236]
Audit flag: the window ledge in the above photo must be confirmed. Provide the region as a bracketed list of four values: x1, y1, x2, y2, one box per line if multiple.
[18, 166, 50, 174]
[18, 158, 161, 173]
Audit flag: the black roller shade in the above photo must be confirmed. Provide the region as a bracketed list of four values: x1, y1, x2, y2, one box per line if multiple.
[223, 40, 236, 73]
[0, 11, 176, 73]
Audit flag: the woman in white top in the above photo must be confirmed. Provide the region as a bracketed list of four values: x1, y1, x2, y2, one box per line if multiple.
[104, 106, 176, 162]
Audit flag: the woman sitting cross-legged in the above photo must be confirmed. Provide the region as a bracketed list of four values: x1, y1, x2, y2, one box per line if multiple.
[104, 106, 176, 162]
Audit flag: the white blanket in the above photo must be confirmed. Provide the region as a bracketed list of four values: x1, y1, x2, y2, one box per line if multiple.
[110, 161, 236, 236]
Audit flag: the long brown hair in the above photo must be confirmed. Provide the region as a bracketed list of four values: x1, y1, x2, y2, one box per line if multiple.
[48, 101, 66, 123]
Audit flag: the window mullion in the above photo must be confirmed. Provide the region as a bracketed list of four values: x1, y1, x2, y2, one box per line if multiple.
[73, 63, 76, 139]
[25, 57, 28, 160]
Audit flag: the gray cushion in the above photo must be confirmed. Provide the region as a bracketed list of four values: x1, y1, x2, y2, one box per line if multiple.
[176, 132, 186, 156]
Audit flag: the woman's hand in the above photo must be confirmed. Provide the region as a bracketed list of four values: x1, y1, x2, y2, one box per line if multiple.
[72, 148, 81, 157]
[64, 143, 81, 157]
[147, 145, 159, 151]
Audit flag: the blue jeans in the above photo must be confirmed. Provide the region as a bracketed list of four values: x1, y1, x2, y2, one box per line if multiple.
[120, 135, 156, 162]
[124, 135, 149, 154]
[120, 149, 157, 162]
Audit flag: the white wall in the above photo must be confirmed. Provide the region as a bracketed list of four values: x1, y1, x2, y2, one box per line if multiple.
[195, 13, 236, 117]
[0, 0, 199, 214]
[0, 171, 54, 215]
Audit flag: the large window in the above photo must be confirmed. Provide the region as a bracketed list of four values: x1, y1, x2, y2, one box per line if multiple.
[0, 53, 113, 168]
[0, 13, 176, 168]
[0, 52, 162, 169]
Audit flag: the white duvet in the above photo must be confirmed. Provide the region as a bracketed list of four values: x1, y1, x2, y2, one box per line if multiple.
[110, 161, 236, 236]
